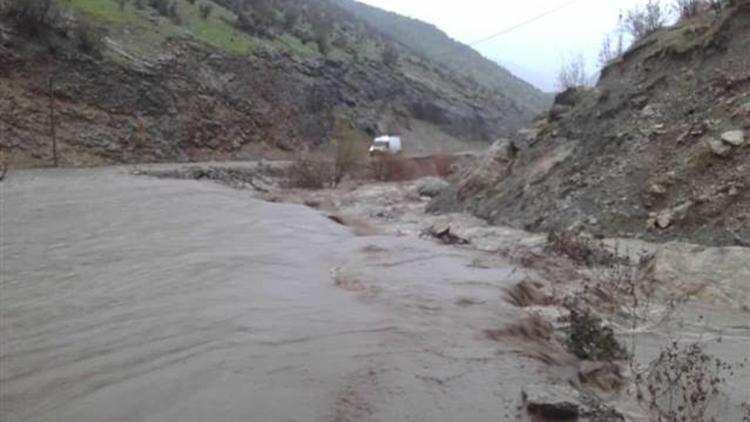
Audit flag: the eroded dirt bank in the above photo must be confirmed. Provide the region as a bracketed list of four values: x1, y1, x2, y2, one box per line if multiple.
[2, 166, 748, 421]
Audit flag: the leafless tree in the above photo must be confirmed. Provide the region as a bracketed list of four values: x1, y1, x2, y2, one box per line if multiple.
[624, 0, 666, 41]
[556, 53, 589, 91]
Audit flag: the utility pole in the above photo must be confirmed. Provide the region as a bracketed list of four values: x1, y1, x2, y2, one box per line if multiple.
[49, 74, 58, 167]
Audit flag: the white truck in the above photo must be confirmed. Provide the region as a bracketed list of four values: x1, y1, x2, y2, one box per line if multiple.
[369, 135, 403, 156]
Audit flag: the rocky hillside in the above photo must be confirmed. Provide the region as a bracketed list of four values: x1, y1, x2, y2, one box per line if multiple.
[431, 2, 750, 247]
[0, 0, 546, 167]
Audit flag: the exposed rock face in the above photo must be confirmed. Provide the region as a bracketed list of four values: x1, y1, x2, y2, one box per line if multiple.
[431, 4, 750, 246]
[645, 242, 750, 309]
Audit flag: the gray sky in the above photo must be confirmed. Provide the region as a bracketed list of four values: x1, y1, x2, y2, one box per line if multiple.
[357, 0, 657, 91]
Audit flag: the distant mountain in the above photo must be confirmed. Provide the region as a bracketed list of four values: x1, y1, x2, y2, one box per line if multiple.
[332, 0, 553, 113]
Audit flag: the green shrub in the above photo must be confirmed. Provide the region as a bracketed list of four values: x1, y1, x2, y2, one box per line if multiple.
[565, 304, 628, 361]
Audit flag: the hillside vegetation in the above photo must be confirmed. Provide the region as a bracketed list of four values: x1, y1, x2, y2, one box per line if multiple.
[0, 0, 546, 167]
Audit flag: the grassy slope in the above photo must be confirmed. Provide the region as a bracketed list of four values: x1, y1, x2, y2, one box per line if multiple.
[63, 0, 322, 58]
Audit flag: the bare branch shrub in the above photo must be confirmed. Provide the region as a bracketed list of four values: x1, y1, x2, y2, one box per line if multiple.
[636, 341, 737, 421]
[330, 121, 369, 187]
[674, 0, 704, 17]
[285, 121, 368, 189]
[556, 53, 589, 91]
[624, 0, 666, 41]
[545, 231, 621, 267]
[673, 0, 729, 18]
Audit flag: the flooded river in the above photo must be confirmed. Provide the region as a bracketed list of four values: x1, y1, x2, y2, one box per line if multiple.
[2, 168, 542, 422]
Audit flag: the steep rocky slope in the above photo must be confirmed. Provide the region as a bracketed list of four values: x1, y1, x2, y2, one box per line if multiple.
[0, 0, 544, 167]
[431, 3, 750, 247]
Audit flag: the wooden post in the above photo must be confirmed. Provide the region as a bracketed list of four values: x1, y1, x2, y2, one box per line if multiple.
[49, 74, 58, 167]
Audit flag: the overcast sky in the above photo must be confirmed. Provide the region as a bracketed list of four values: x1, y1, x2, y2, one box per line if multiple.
[357, 0, 660, 91]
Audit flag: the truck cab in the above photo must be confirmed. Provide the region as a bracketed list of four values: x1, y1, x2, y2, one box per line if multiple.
[369, 136, 403, 156]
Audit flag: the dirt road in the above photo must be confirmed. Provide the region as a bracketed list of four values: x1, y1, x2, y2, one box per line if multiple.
[2, 167, 538, 422]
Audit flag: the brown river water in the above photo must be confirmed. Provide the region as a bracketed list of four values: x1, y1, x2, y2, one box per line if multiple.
[1, 167, 544, 422]
[2, 166, 748, 421]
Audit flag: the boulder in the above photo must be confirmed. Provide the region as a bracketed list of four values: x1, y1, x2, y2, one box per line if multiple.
[522, 384, 624, 421]
[648, 183, 667, 195]
[654, 201, 692, 229]
[523, 385, 581, 420]
[655, 211, 673, 229]
[416, 177, 450, 198]
[645, 242, 750, 309]
[721, 130, 745, 146]
[704, 137, 731, 156]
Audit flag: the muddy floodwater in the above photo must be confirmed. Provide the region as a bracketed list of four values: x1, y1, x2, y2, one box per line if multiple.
[1, 167, 543, 422]
[2, 167, 749, 422]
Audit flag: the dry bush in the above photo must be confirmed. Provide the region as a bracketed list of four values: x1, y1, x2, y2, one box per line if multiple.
[545, 231, 621, 267]
[636, 341, 738, 421]
[673, 0, 728, 18]
[285, 156, 333, 189]
[674, 0, 705, 17]
[329, 122, 369, 186]
[285, 120, 368, 189]
[624, 0, 666, 41]
[556, 53, 590, 90]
